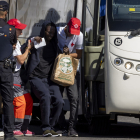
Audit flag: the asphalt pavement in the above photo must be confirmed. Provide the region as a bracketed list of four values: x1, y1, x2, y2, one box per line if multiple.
[1, 116, 140, 140]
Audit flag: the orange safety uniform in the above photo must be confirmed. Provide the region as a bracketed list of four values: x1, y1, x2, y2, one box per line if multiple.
[13, 71, 33, 131]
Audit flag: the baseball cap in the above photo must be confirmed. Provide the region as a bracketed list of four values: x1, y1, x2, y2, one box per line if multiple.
[7, 19, 27, 30]
[0, 1, 9, 11]
[67, 17, 81, 35]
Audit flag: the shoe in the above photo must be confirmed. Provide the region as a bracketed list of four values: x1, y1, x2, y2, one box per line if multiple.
[5, 136, 18, 140]
[56, 129, 68, 136]
[13, 130, 24, 136]
[0, 131, 4, 137]
[22, 130, 35, 136]
[43, 130, 52, 137]
[50, 129, 61, 137]
[68, 128, 78, 137]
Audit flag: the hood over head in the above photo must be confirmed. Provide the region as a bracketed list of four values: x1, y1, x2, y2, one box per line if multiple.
[40, 20, 57, 45]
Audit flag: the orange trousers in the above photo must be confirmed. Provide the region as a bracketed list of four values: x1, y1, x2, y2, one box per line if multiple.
[13, 93, 33, 122]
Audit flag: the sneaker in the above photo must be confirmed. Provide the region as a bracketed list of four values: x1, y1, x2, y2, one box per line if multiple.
[22, 130, 35, 136]
[43, 130, 52, 137]
[68, 128, 78, 137]
[56, 129, 68, 136]
[0, 131, 4, 137]
[50, 129, 61, 137]
[13, 130, 24, 136]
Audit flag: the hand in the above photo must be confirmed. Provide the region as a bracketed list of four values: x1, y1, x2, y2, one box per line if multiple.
[12, 44, 16, 50]
[63, 45, 69, 55]
[27, 40, 32, 50]
[31, 42, 34, 49]
[34, 36, 42, 43]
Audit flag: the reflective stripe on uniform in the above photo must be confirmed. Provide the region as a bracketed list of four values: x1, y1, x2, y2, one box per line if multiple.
[24, 115, 32, 121]
[23, 90, 30, 95]
[15, 118, 24, 122]
[14, 91, 23, 98]
[14, 84, 21, 88]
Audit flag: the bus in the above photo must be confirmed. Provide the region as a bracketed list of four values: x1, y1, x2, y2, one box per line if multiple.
[84, 0, 140, 135]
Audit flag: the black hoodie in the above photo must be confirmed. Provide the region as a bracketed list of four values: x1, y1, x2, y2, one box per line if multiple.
[22, 21, 59, 78]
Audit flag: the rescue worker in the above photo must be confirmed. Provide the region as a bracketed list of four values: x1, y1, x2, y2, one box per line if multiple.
[57, 17, 83, 137]
[0, 1, 17, 140]
[22, 21, 64, 137]
[7, 19, 34, 136]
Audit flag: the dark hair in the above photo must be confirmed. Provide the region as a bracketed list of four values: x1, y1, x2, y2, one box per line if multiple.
[45, 22, 56, 31]
[40, 21, 57, 45]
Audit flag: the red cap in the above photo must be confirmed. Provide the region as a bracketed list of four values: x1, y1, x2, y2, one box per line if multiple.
[67, 18, 81, 35]
[7, 19, 27, 30]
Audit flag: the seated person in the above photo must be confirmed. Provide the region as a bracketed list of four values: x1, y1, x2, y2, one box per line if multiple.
[22, 21, 64, 137]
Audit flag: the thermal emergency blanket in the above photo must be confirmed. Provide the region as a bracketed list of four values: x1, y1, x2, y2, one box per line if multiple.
[51, 54, 79, 86]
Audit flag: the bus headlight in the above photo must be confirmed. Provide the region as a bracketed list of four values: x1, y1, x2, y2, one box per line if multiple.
[136, 64, 140, 72]
[125, 62, 133, 70]
[114, 58, 122, 66]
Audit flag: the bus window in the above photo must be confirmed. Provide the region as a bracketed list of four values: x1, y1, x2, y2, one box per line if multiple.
[108, 0, 140, 31]
[113, 0, 140, 21]
[100, 0, 106, 31]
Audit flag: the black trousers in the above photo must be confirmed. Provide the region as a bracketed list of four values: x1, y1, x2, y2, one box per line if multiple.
[60, 72, 80, 129]
[29, 77, 64, 131]
[0, 66, 14, 139]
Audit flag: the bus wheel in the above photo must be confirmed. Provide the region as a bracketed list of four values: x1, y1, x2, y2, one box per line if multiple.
[89, 116, 110, 135]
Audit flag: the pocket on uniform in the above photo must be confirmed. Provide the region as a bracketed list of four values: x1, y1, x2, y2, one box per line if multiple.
[2, 67, 12, 73]
[1, 71, 13, 84]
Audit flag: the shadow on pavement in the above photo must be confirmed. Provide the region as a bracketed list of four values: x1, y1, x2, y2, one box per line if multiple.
[76, 122, 140, 138]
[28, 120, 140, 138]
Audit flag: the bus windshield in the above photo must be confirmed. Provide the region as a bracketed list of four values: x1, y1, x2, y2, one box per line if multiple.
[113, 0, 140, 21]
[108, 0, 140, 31]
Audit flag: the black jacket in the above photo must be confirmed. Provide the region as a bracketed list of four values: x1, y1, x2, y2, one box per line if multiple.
[21, 21, 61, 76]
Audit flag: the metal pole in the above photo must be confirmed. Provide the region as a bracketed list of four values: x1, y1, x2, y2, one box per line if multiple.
[15, 0, 17, 18]
[93, 0, 100, 46]
[74, 0, 78, 17]
[81, 0, 87, 115]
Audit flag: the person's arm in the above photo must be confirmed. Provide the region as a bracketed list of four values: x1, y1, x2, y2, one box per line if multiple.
[63, 46, 82, 59]
[69, 49, 82, 59]
[70, 33, 83, 59]
[15, 40, 33, 65]
[63, 33, 83, 59]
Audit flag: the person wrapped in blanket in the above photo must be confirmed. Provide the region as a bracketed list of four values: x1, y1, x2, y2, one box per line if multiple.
[7, 19, 34, 137]
[21, 21, 64, 137]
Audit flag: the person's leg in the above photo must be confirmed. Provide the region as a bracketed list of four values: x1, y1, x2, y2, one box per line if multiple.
[21, 93, 34, 136]
[0, 114, 4, 137]
[49, 80, 64, 137]
[0, 94, 4, 133]
[0, 67, 15, 139]
[12, 71, 26, 136]
[57, 87, 68, 130]
[57, 109, 67, 128]
[13, 95, 26, 136]
[66, 78, 79, 136]
[29, 77, 51, 136]
[49, 80, 64, 128]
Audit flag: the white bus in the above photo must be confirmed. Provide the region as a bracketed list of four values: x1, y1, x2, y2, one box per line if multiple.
[84, 0, 140, 135]
[105, 0, 140, 123]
